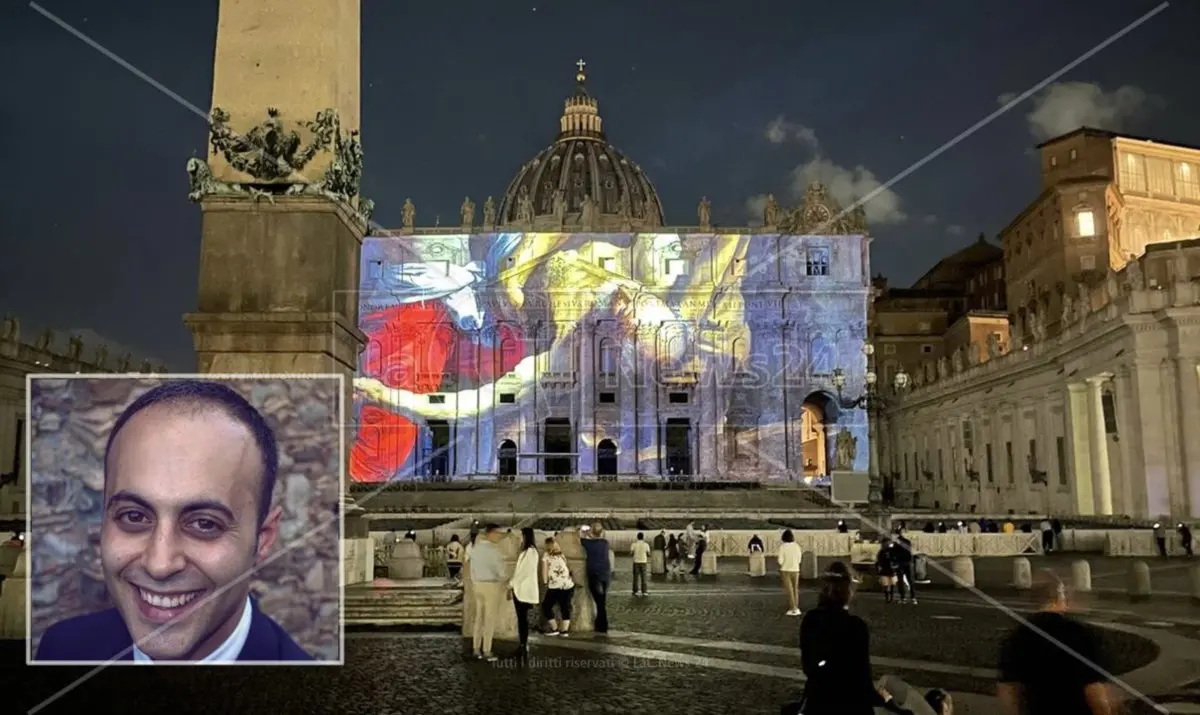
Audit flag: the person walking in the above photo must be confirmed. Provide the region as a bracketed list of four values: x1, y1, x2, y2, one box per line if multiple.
[997, 569, 1117, 715]
[777, 529, 803, 616]
[631, 532, 651, 596]
[541, 539, 574, 636]
[1153, 522, 1168, 557]
[509, 527, 540, 658]
[666, 534, 682, 576]
[894, 529, 917, 605]
[468, 524, 507, 662]
[690, 526, 709, 577]
[1179, 523, 1193, 557]
[876, 538, 899, 604]
[444, 534, 465, 583]
[581, 523, 613, 634]
[1040, 518, 1054, 553]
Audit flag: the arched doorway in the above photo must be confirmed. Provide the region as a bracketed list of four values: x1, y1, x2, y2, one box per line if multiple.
[800, 392, 838, 478]
[498, 440, 517, 482]
[597, 439, 618, 481]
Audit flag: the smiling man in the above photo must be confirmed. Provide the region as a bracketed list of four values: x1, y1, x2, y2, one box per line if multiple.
[34, 380, 314, 663]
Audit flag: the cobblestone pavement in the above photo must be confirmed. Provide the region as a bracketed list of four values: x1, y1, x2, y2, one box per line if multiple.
[7, 561, 1195, 715]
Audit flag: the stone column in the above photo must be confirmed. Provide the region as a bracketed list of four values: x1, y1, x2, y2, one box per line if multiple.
[1127, 361, 1171, 519]
[1086, 376, 1114, 516]
[1065, 383, 1094, 515]
[1175, 359, 1200, 517]
[1112, 366, 1137, 515]
[185, 0, 370, 582]
[577, 325, 596, 478]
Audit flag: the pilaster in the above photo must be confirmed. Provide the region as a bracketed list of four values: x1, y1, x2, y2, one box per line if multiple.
[1127, 361, 1171, 518]
[1066, 383, 1094, 515]
[1180, 359, 1200, 517]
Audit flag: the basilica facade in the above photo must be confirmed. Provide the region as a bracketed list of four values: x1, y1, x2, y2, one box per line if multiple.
[348, 65, 874, 483]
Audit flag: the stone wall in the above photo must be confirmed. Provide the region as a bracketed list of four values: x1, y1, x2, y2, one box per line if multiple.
[27, 376, 342, 660]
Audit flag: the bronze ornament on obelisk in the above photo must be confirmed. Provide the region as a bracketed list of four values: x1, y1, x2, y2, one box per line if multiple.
[182, 0, 374, 584]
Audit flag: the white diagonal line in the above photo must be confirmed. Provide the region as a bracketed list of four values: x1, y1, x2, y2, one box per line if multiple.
[739, 1, 1169, 286]
[28, 2, 208, 120]
[739, 441, 1167, 714]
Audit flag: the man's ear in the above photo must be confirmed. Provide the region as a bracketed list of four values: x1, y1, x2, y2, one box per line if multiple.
[256, 505, 284, 562]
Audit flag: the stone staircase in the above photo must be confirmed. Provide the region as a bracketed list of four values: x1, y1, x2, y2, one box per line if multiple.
[344, 578, 463, 629]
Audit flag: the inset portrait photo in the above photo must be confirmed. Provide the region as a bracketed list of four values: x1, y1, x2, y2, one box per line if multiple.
[26, 375, 344, 665]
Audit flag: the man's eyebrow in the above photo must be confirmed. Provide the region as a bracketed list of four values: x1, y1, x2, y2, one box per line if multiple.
[106, 490, 236, 522]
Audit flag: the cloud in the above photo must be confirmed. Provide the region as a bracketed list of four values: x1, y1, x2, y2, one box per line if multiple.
[945, 224, 965, 236]
[749, 118, 904, 226]
[744, 194, 768, 226]
[923, 214, 939, 225]
[764, 115, 819, 149]
[788, 158, 907, 226]
[1001, 81, 1153, 141]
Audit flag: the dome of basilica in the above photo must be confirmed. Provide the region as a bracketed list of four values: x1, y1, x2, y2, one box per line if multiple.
[498, 61, 663, 231]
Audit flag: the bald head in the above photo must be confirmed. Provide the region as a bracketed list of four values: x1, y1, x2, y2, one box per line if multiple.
[1031, 568, 1068, 608]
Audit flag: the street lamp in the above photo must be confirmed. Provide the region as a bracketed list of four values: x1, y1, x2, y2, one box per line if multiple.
[832, 342, 911, 506]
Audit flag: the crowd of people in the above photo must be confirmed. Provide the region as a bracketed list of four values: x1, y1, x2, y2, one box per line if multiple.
[447, 520, 1124, 715]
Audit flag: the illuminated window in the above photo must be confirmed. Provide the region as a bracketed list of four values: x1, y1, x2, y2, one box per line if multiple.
[1122, 153, 1146, 192]
[1075, 210, 1096, 237]
[1069, 148, 1078, 161]
[805, 248, 830, 276]
[665, 258, 688, 279]
[917, 321, 932, 332]
[1147, 157, 1173, 195]
[1080, 255, 1096, 271]
[599, 256, 616, 272]
[1049, 155, 1058, 167]
[1177, 162, 1200, 200]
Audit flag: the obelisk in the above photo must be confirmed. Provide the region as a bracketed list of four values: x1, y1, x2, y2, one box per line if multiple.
[183, 0, 373, 584]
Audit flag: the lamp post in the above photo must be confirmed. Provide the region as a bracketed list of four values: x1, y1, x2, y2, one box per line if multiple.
[832, 343, 910, 506]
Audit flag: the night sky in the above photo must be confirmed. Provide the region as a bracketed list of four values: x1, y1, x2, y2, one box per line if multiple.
[2, 0, 1198, 370]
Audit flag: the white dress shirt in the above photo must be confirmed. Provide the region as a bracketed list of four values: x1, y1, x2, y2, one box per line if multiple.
[509, 547, 541, 604]
[134, 595, 252, 663]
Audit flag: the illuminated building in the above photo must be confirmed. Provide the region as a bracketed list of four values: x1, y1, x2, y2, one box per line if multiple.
[349, 63, 874, 483]
[877, 127, 1200, 520]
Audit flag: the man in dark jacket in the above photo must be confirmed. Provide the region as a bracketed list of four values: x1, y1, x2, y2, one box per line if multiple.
[580, 523, 612, 633]
[893, 529, 917, 605]
[652, 530, 667, 551]
[690, 526, 708, 576]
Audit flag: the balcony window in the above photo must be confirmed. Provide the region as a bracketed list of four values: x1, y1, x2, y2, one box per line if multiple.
[1178, 162, 1200, 200]
[1122, 153, 1146, 192]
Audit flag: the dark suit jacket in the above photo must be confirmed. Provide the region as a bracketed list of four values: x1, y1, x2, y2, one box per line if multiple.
[34, 598, 314, 662]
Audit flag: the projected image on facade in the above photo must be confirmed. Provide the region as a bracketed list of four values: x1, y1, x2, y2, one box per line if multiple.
[350, 231, 872, 482]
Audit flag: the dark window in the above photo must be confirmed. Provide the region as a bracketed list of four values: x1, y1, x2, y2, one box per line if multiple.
[668, 392, 689, 404]
[1005, 441, 1014, 483]
[598, 392, 616, 404]
[937, 448, 943, 480]
[985, 443, 994, 482]
[428, 395, 446, 405]
[805, 249, 830, 276]
[499, 393, 515, 404]
[1101, 393, 1118, 434]
[1056, 436, 1067, 485]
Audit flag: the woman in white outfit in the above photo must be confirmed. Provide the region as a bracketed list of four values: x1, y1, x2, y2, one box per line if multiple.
[509, 527, 541, 658]
[777, 529, 803, 616]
